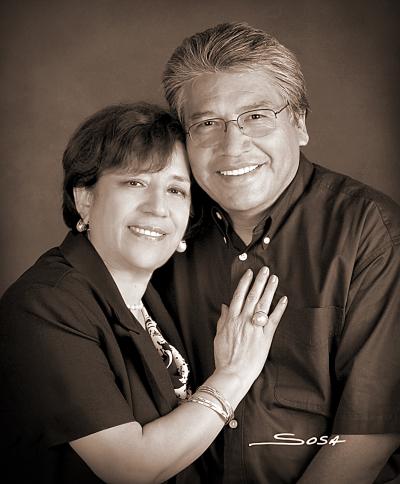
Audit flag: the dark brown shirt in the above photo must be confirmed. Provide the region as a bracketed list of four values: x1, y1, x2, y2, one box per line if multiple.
[153, 154, 400, 483]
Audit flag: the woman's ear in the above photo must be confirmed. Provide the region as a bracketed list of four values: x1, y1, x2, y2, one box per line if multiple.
[73, 186, 93, 223]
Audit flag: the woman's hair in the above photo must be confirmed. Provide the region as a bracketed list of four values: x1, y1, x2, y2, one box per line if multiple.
[62, 102, 185, 231]
[163, 22, 310, 124]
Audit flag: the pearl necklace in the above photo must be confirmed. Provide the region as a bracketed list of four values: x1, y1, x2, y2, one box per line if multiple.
[126, 300, 144, 312]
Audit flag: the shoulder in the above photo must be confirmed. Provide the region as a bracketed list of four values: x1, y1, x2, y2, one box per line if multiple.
[1, 245, 94, 305]
[0, 246, 101, 340]
[310, 162, 400, 247]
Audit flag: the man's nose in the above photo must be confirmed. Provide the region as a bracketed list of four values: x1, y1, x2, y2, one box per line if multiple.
[221, 120, 250, 155]
[142, 189, 169, 217]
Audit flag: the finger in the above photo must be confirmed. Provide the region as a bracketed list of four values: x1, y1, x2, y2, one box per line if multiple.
[251, 310, 269, 327]
[228, 269, 253, 317]
[264, 296, 287, 338]
[216, 304, 228, 335]
[241, 266, 270, 317]
[254, 274, 279, 317]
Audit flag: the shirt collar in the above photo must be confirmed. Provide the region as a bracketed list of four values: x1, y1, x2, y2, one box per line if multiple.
[210, 152, 315, 245]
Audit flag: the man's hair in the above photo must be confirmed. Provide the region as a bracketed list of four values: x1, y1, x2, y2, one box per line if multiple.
[163, 22, 309, 124]
[62, 102, 185, 231]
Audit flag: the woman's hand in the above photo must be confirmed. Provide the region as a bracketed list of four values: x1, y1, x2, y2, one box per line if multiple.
[214, 267, 287, 387]
[70, 267, 287, 484]
[69, 267, 286, 483]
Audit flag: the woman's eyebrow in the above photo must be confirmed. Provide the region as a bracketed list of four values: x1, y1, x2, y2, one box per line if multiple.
[171, 174, 191, 184]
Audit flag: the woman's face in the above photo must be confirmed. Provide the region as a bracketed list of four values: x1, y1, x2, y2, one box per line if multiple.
[77, 142, 191, 276]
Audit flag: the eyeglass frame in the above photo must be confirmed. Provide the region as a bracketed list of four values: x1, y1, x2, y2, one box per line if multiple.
[186, 102, 290, 146]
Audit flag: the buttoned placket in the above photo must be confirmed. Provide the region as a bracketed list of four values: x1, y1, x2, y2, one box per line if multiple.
[237, 229, 271, 270]
[224, 229, 274, 483]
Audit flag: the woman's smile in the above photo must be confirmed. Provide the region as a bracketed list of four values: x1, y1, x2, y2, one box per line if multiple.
[128, 224, 168, 240]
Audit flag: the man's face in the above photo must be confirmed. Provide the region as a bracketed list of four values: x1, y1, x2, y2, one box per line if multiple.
[183, 70, 309, 220]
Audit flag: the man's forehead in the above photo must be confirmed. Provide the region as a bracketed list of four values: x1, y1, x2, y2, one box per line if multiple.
[183, 70, 283, 121]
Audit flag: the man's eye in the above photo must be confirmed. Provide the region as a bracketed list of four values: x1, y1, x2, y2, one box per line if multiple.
[197, 120, 217, 130]
[242, 111, 274, 122]
[246, 112, 270, 121]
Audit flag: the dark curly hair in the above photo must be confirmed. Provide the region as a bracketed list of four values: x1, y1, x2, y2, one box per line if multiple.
[62, 102, 185, 231]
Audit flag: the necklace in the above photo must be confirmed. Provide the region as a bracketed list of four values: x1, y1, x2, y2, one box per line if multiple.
[126, 300, 144, 311]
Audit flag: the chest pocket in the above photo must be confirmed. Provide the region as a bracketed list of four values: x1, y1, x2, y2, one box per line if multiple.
[269, 306, 342, 417]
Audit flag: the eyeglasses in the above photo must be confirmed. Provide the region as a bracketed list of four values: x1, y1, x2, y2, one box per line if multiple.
[186, 102, 289, 147]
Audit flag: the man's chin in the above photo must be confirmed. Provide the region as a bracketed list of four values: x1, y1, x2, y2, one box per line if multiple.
[218, 197, 274, 218]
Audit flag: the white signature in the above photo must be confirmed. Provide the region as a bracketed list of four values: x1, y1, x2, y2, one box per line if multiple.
[249, 433, 346, 447]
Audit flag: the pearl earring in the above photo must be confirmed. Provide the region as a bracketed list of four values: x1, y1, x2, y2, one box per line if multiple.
[76, 219, 89, 232]
[176, 240, 187, 253]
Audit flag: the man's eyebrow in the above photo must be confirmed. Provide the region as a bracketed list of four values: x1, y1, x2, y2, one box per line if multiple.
[189, 111, 217, 122]
[189, 101, 278, 122]
[240, 101, 276, 111]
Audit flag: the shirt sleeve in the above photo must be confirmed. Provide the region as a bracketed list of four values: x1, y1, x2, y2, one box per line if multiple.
[332, 241, 400, 434]
[0, 277, 135, 448]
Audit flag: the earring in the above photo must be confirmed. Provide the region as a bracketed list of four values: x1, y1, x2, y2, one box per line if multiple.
[76, 218, 89, 232]
[176, 240, 187, 253]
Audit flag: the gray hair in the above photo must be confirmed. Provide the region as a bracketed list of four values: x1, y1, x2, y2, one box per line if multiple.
[163, 22, 310, 125]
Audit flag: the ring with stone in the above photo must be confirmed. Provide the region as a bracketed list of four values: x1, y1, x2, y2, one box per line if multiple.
[251, 310, 269, 327]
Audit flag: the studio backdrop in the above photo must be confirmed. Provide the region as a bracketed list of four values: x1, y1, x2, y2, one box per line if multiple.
[1, 0, 399, 294]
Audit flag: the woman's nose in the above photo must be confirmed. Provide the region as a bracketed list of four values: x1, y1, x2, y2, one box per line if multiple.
[141, 190, 169, 217]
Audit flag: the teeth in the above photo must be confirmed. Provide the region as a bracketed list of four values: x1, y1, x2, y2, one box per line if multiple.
[130, 226, 164, 237]
[220, 165, 260, 176]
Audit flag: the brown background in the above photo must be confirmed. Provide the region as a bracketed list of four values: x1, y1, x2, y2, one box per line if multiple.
[1, 0, 399, 295]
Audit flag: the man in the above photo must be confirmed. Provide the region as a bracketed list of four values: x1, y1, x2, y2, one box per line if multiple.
[153, 22, 400, 483]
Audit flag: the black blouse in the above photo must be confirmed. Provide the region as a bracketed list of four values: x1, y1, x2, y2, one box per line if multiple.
[0, 232, 197, 484]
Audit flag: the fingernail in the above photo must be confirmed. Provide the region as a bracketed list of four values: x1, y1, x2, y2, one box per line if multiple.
[281, 296, 288, 305]
[271, 275, 278, 283]
[261, 266, 269, 275]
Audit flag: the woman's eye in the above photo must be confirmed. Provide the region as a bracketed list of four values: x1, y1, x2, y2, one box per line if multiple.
[127, 180, 145, 187]
[168, 187, 188, 198]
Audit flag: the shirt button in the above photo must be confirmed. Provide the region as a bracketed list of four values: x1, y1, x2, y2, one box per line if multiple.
[263, 236, 271, 245]
[223, 236, 227, 244]
[216, 211, 222, 220]
[228, 419, 238, 429]
[238, 253, 247, 261]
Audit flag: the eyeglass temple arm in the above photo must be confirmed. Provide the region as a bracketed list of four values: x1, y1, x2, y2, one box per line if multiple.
[275, 102, 290, 116]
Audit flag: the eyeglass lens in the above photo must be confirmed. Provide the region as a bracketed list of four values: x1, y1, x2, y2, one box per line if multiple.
[189, 109, 280, 146]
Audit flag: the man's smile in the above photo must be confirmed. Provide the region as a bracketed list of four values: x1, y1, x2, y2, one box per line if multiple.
[218, 163, 263, 176]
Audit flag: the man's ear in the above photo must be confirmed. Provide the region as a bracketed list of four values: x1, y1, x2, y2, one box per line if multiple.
[73, 186, 93, 223]
[296, 114, 309, 147]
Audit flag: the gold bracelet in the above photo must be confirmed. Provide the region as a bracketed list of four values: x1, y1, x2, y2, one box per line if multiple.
[187, 395, 230, 424]
[197, 385, 234, 424]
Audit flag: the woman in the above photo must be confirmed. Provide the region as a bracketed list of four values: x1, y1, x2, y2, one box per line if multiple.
[0, 103, 287, 483]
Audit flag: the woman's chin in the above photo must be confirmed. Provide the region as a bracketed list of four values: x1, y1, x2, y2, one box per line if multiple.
[123, 249, 175, 274]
